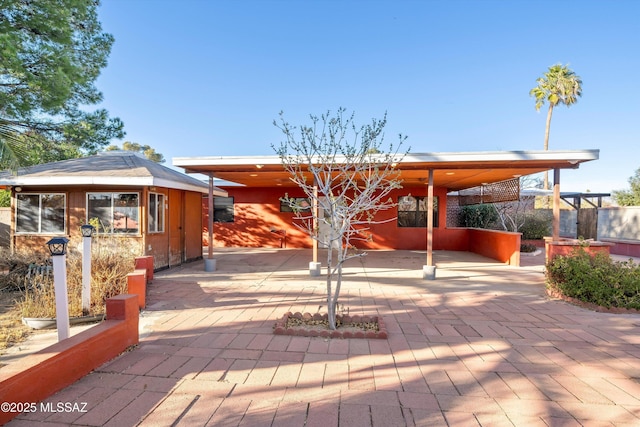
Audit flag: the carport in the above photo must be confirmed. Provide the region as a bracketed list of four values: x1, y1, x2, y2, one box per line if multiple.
[174, 149, 599, 277]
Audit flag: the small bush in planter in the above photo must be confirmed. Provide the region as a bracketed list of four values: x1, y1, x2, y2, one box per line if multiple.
[546, 247, 640, 310]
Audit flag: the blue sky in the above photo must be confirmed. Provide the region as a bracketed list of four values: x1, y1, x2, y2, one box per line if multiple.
[96, 0, 640, 194]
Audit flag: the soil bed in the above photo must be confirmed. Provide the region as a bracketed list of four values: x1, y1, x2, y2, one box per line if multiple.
[274, 312, 387, 339]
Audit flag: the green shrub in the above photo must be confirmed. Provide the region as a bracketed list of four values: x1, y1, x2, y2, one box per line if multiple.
[520, 211, 551, 240]
[546, 247, 640, 310]
[459, 204, 498, 229]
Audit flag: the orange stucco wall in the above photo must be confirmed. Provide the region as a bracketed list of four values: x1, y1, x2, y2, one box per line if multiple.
[545, 239, 613, 262]
[203, 186, 522, 265]
[205, 186, 451, 249]
[467, 228, 521, 265]
[0, 294, 139, 425]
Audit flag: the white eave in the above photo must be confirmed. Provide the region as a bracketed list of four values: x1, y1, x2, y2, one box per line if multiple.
[174, 149, 600, 168]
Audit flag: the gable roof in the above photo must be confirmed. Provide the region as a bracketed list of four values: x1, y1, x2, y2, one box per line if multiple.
[0, 151, 226, 195]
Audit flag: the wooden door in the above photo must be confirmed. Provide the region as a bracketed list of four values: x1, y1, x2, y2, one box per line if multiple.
[577, 208, 598, 240]
[168, 189, 185, 266]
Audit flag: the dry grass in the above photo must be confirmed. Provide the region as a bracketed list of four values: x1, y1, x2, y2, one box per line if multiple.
[0, 238, 138, 350]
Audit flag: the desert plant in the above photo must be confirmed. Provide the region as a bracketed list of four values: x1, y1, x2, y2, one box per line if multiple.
[0, 248, 51, 292]
[274, 108, 406, 330]
[546, 247, 640, 309]
[17, 237, 136, 318]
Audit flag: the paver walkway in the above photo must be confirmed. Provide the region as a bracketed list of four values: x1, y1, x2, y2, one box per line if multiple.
[6, 249, 640, 426]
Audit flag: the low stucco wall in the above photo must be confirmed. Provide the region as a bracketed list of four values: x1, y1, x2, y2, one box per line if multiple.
[445, 227, 521, 266]
[597, 207, 640, 257]
[0, 294, 139, 425]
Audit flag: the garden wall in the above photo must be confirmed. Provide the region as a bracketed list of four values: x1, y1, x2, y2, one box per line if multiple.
[0, 294, 139, 425]
[598, 206, 640, 257]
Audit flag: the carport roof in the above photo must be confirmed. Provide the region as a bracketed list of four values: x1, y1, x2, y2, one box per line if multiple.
[173, 149, 599, 191]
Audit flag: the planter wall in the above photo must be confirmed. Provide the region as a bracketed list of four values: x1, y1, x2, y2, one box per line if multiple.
[0, 295, 139, 425]
[545, 238, 614, 262]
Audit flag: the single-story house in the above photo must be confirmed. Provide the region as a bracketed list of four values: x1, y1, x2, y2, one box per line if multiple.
[174, 149, 599, 270]
[0, 151, 226, 270]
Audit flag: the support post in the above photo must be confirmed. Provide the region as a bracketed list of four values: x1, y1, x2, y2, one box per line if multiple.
[205, 174, 216, 272]
[553, 168, 560, 241]
[423, 169, 436, 280]
[81, 235, 91, 314]
[310, 181, 321, 276]
[52, 254, 70, 341]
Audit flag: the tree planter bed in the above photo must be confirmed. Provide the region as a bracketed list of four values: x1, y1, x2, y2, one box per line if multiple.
[274, 312, 388, 339]
[22, 314, 105, 330]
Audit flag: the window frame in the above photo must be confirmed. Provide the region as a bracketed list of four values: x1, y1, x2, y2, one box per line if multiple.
[280, 197, 311, 213]
[148, 192, 165, 233]
[397, 195, 439, 228]
[213, 196, 234, 223]
[15, 193, 66, 235]
[87, 192, 141, 235]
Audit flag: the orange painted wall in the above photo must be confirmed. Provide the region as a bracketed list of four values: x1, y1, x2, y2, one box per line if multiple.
[0, 294, 139, 425]
[467, 228, 521, 265]
[203, 187, 523, 264]
[205, 186, 453, 250]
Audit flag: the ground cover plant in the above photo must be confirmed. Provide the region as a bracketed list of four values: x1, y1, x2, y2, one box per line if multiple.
[546, 247, 640, 310]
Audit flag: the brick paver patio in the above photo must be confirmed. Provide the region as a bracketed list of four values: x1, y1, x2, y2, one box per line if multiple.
[5, 249, 640, 426]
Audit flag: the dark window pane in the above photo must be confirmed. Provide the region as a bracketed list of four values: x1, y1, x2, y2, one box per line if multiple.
[214, 197, 234, 223]
[16, 194, 39, 232]
[41, 194, 65, 233]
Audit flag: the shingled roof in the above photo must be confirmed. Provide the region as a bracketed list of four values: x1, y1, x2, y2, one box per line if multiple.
[0, 151, 226, 195]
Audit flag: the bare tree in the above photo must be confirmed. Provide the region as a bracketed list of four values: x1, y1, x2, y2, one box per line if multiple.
[273, 108, 407, 330]
[493, 176, 543, 233]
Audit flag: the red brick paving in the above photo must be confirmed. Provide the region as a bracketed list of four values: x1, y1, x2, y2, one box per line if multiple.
[5, 249, 640, 426]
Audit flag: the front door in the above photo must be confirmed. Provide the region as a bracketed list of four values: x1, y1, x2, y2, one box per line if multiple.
[168, 189, 184, 266]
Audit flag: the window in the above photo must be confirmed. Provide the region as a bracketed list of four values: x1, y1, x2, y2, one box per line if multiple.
[16, 193, 66, 234]
[397, 195, 439, 228]
[214, 197, 234, 222]
[88, 192, 139, 234]
[148, 193, 165, 233]
[280, 197, 311, 213]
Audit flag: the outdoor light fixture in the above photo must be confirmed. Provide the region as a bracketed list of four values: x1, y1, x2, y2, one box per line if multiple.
[46, 237, 69, 256]
[81, 224, 95, 238]
[46, 236, 71, 341]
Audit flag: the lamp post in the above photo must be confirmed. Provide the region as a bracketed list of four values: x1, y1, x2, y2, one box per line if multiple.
[46, 237, 70, 341]
[80, 224, 94, 315]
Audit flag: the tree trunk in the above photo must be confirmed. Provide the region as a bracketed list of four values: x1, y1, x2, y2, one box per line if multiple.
[543, 105, 554, 191]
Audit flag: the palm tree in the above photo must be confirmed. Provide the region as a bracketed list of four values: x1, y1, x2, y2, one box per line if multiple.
[0, 119, 24, 173]
[530, 64, 583, 189]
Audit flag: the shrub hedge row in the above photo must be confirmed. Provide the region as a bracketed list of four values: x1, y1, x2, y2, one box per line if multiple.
[546, 247, 640, 310]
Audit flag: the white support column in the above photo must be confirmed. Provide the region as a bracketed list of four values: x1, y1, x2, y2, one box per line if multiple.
[52, 254, 70, 341]
[423, 169, 436, 280]
[553, 168, 560, 241]
[81, 235, 91, 314]
[205, 174, 216, 272]
[310, 181, 321, 276]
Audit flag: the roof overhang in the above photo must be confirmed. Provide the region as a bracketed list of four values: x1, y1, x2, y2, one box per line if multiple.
[0, 175, 227, 196]
[173, 149, 599, 191]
